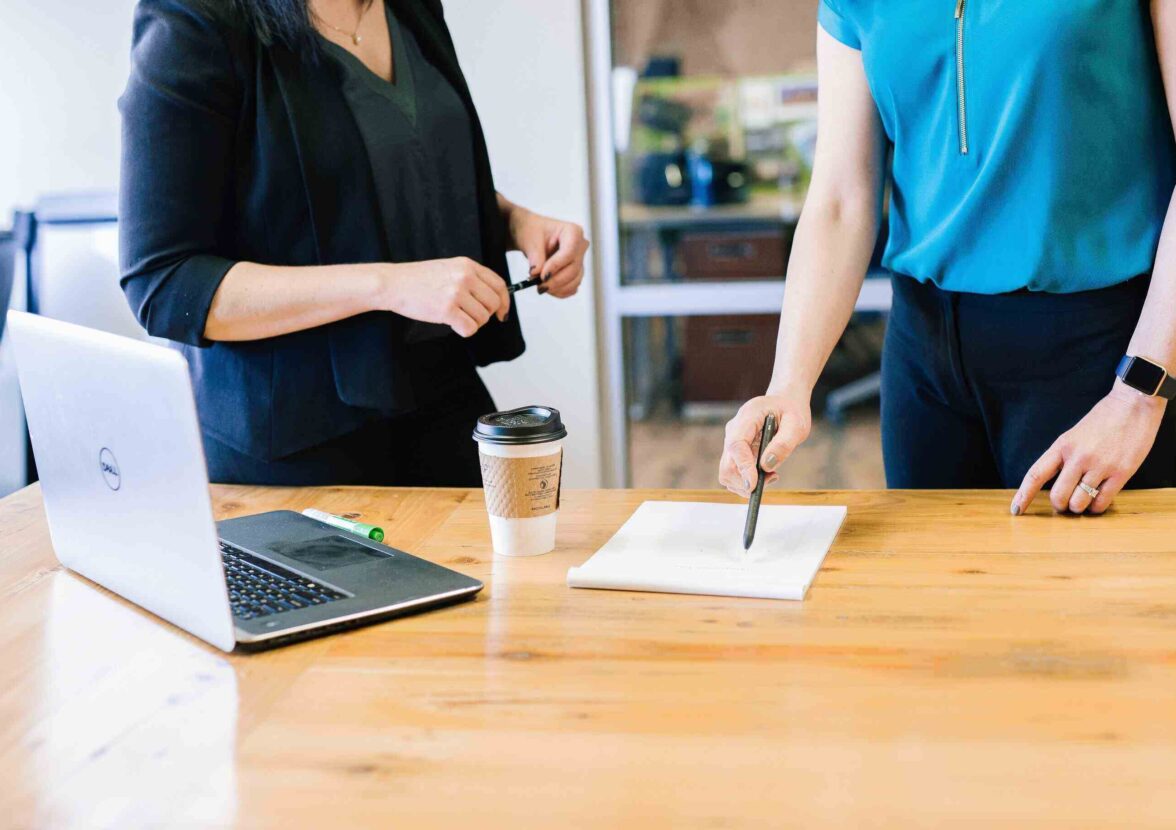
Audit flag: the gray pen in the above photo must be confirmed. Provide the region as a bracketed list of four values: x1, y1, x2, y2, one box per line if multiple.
[742, 413, 777, 551]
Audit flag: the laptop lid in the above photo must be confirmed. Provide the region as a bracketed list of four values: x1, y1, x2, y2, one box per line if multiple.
[8, 311, 236, 651]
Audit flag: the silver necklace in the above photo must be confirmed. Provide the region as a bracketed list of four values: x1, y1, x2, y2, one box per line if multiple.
[318, 0, 375, 46]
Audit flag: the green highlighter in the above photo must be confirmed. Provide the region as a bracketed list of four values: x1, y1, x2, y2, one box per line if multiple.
[302, 508, 385, 543]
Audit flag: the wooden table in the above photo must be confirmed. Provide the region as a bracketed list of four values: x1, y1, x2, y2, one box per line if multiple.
[3, 485, 1176, 828]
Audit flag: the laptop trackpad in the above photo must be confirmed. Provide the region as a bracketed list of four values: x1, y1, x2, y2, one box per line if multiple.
[267, 535, 391, 571]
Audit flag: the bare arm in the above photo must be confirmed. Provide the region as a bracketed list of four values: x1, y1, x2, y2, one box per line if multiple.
[1126, 0, 1176, 375]
[718, 30, 887, 497]
[768, 31, 888, 397]
[205, 262, 384, 341]
[204, 258, 510, 342]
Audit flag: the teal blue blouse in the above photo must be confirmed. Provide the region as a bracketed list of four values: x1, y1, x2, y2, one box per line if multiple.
[819, 0, 1176, 294]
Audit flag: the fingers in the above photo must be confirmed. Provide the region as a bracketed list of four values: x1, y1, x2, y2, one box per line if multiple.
[719, 436, 758, 498]
[467, 259, 511, 321]
[717, 452, 748, 498]
[1066, 473, 1104, 514]
[1088, 475, 1125, 515]
[447, 307, 481, 338]
[719, 394, 813, 497]
[1012, 445, 1063, 515]
[522, 241, 546, 278]
[455, 289, 492, 329]
[465, 270, 508, 323]
[760, 412, 809, 472]
[447, 261, 500, 333]
[1048, 455, 1086, 514]
[719, 439, 757, 498]
[513, 220, 549, 278]
[710, 430, 747, 493]
[542, 260, 586, 298]
[539, 224, 589, 282]
[720, 406, 767, 498]
[733, 443, 759, 495]
[517, 220, 589, 299]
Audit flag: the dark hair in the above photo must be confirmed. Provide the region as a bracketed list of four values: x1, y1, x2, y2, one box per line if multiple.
[232, 0, 318, 53]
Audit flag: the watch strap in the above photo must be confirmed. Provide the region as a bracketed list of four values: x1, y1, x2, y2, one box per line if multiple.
[1160, 373, 1176, 401]
[1117, 355, 1176, 400]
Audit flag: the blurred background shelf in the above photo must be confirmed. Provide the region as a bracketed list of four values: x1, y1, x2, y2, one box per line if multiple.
[615, 274, 891, 316]
[589, 0, 889, 486]
[618, 192, 802, 229]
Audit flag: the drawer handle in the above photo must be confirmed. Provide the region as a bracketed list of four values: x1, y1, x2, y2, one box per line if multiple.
[713, 329, 755, 346]
[706, 242, 755, 261]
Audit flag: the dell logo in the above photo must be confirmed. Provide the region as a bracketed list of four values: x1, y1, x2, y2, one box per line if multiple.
[99, 448, 121, 491]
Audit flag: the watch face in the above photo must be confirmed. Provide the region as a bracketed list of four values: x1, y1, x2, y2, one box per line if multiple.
[1124, 357, 1166, 394]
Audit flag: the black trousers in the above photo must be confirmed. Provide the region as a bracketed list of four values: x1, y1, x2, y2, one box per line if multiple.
[881, 273, 1176, 489]
[205, 339, 495, 487]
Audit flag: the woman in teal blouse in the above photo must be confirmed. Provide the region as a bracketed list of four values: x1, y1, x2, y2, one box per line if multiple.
[719, 1, 1176, 514]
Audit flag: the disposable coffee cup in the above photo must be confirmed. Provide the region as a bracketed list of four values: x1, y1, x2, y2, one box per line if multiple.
[473, 406, 567, 557]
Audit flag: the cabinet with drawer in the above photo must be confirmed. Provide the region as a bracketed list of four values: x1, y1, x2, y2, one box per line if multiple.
[679, 229, 791, 281]
[681, 314, 778, 405]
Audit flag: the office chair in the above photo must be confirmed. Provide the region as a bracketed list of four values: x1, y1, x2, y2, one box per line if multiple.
[26, 192, 148, 340]
[0, 215, 31, 495]
[0, 227, 13, 341]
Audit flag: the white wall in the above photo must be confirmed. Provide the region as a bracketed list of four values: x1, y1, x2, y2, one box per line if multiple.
[0, 0, 137, 214]
[0, 0, 135, 497]
[446, 0, 603, 487]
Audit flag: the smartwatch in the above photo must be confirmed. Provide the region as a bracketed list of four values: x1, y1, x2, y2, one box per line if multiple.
[1116, 355, 1176, 400]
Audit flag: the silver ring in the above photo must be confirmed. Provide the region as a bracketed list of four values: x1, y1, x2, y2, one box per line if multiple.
[1077, 481, 1100, 499]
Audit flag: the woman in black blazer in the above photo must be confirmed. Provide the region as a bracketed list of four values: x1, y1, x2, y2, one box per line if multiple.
[118, 0, 589, 486]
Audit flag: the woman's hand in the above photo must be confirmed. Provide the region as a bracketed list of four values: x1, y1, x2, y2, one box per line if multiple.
[379, 257, 510, 338]
[1012, 382, 1167, 516]
[718, 391, 813, 498]
[507, 206, 590, 299]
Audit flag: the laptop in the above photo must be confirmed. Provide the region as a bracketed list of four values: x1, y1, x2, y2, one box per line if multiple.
[7, 311, 483, 651]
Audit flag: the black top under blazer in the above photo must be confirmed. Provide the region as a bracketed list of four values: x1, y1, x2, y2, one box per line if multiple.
[118, 0, 525, 461]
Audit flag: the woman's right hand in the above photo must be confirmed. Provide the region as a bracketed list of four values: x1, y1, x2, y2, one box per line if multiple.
[380, 257, 511, 337]
[718, 392, 813, 498]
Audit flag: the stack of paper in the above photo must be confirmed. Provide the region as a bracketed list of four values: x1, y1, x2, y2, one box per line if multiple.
[567, 501, 847, 601]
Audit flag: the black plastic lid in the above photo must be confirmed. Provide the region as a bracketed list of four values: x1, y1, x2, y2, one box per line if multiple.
[473, 406, 567, 445]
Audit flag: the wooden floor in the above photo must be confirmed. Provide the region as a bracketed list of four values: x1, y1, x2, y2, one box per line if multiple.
[630, 409, 885, 490]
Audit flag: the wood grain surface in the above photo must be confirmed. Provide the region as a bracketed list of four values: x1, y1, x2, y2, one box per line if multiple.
[2, 484, 1176, 828]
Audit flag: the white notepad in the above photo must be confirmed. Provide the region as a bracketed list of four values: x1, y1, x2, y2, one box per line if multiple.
[567, 501, 848, 601]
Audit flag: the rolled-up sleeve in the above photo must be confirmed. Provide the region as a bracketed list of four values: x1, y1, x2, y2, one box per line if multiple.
[818, 0, 862, 50]
[118, 0, 242, 346]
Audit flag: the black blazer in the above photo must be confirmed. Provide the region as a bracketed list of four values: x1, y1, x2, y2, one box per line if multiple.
[119, 0, 525, 460]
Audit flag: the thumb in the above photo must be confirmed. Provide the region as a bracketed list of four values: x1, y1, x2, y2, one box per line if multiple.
[513, 224, 547, 277]
[523, 243, 545, 277]
[760, 412, 807, 472]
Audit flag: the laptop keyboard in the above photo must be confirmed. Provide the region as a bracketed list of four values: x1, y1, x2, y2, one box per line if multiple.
[219, 541, 346, 621]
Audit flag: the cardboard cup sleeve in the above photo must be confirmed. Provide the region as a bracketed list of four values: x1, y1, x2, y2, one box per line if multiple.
[479, 450, 563, 519]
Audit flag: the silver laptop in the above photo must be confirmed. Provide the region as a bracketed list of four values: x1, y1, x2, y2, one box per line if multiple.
[7, 311, 483, 651]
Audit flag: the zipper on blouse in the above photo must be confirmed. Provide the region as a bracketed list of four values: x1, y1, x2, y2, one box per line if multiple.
[954, 0, 969, 155]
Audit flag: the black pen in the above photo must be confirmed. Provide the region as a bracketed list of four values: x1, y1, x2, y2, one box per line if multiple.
[742, 413, 777, 551]
[508, 275, 543, 294]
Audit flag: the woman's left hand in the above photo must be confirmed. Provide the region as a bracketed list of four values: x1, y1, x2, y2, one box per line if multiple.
[508, 207, 590, 298]
[1012, 382, 1167, 516]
